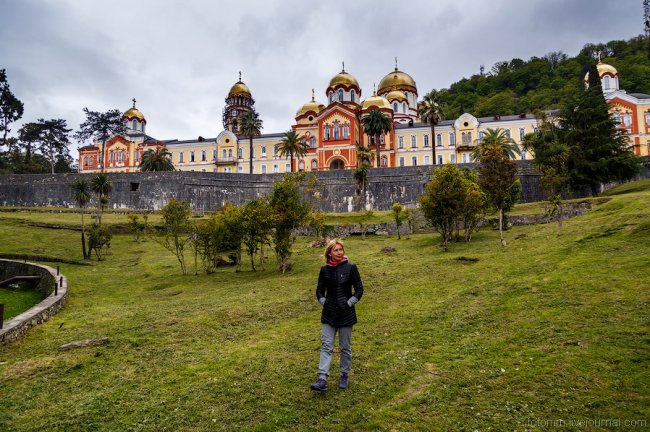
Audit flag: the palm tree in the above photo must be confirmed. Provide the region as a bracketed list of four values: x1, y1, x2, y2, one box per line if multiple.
[471, 128, 521, 246]
[140, 146, 175, 171]
[472, 128, 521, 161]
[356, 145, 373, 166]
[277, 130, 307, 172]
[71, 179, 91, 259]
[239, 109, 263, 174]
[90, 172, 113, 225]
[418, 90, 445, 165]
[361, 110, 392, 168]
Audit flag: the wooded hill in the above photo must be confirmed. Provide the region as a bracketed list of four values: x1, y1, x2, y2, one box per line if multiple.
[435, 34, 650, 118]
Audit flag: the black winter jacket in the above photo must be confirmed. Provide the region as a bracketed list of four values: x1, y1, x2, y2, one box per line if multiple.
[316, 260, 364, 327]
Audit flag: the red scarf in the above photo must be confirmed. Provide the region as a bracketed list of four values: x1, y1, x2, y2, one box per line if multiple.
[327, 256, 348, 267]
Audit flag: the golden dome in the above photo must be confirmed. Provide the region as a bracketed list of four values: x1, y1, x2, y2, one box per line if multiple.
[378, 66, 417, 94]
[385, 90, 407, 102]
[296, 90, 325, 117]
[584, 60, 619, 81]
[228, 80, 252, 98]
[361, 93, 391, 111]
[328, 63, 360, 90]
[123, 99, 145, 122]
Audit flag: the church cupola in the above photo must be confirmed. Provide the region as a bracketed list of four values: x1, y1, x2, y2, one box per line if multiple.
[584, 53, 620, 94]
[223, 71, 255, 133]
[123, 98, 146, 136]
[326, 62, 361, 106]
[377, 58, 418, 120]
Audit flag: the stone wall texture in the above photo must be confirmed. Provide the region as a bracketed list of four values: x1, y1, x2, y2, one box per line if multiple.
[0, 161, 648, 212]
[0, 260, 68, 345]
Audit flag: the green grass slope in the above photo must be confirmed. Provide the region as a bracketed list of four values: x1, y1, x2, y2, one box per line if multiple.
[0, 180, 648, 431]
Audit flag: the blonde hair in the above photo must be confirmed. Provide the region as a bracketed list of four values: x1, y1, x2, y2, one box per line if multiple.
[324, 239, 345, 261]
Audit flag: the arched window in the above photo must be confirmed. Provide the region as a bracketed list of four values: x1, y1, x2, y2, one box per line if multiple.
[351, 90, 356, 103]
[393, 102, 398, 112]
[311, 159, 317, 170]
[132, 119, 137, 130]
[262, 146, 267, 156]
[298, 160, 305, 171]
[141, 122, 145, 131]
[343, 123, 349, 139]
[238, 148, 243, 159]
[379, 134, 384, 144]
[310, 136, 316, 148]
[329, 92, 334, 104]
[228, 149, 232, 158]
[324, 124, 330, 140]
[646, 111, 650, 125]
[201, 150, 206, 161]
[333, 122, 340, 139]
[403, 103, 407, 113]
[222, 149, 227, 158]
[604, 76, 611, 89]
[338, 89, 344, 102]
[624, 112, 631, 127]
[450, 132, 456, 145]
[424, 135, 429, 147]
[381, 156, 387, 167]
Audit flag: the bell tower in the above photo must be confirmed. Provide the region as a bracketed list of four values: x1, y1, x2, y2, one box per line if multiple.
[223, 71, 255, 134]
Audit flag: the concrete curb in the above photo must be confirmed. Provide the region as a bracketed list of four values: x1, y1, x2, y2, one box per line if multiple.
[0, 259, 68, 345]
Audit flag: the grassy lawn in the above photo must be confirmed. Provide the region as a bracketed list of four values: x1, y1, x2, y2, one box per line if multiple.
[0, 282, 42, 321]
[0, 180, 648, 430]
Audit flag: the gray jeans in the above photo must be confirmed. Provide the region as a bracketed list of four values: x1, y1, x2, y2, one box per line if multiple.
[318, 323, 352, 380]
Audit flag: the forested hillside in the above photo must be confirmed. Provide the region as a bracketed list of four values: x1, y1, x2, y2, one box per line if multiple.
[436, 34, 650, 118]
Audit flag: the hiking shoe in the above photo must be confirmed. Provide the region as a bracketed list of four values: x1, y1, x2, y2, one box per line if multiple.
[339, 373, 349, 390]
[310, 378, 329, 392]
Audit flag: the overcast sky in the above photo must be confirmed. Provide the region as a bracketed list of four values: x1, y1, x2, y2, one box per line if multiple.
[0, 0, 645, 162]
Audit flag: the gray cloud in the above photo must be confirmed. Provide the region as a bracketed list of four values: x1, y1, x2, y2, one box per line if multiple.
[0, 0, 644, 162]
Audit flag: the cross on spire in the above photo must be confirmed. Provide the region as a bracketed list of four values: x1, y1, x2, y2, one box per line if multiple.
[132, 98, 136, 108]
[395, 57, 398, 71]
[311, 88, 315, 101]
[239, 71, 242, 81]
[342, 61, 345, 72]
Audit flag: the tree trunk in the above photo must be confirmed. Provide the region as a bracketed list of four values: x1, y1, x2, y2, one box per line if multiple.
[249, 137, 254, 174]
[290, 151, 294, 173]
[100, 140, 105, 173]
[250, 251, 256, 271]
[431, 124, 436, 164]
[81, 209, 88, 259]
[376, 134, 381, 168]
[499, 208, 507, 246]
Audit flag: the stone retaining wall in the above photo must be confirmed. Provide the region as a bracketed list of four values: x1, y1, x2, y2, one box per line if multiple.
[0, 160, 647, 212]
[0, 260, 68, 345]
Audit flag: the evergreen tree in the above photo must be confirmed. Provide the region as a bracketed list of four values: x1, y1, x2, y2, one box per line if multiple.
[0, 69, 24, 148]
[560, 63, 641, 196]
[74, 108, 126, 173]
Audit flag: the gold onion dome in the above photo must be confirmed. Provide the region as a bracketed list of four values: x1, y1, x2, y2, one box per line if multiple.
[123, 99, 145, 122]
[296, 90, 325, 117]
[584, 60, 619, 81]
[385, 90, 407, 102]
[328, 63, 360, 89]
[378, 64, 417, 94]
[228, 73, 252, 98]
[228, 80, 252, 98]
[362, 89, 391, 111]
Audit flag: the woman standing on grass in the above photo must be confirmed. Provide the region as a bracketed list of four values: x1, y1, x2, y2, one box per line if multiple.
[310, 239, 364, 392]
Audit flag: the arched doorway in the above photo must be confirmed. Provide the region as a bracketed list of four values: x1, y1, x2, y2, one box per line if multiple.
[329, 159, 345, 170]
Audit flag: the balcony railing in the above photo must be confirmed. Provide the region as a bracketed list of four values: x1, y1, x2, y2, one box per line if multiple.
[215, 157, 236, 165]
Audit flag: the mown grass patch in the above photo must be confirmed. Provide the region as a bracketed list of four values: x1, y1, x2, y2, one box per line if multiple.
[0, 282, 42, 320]
[0, 180, 648, 430]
